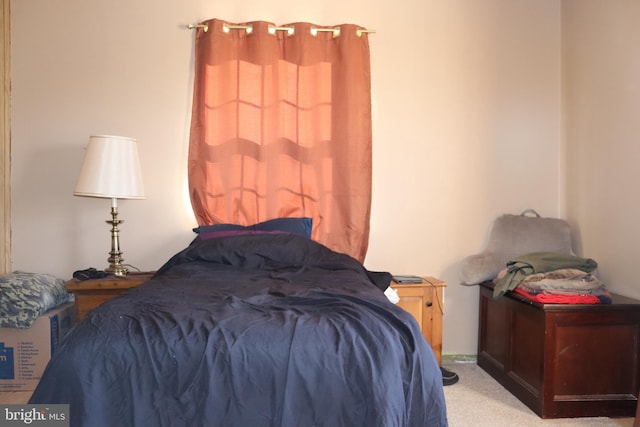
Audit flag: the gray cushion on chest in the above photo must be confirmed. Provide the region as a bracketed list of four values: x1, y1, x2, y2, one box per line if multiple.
[459, 211, 573, 285]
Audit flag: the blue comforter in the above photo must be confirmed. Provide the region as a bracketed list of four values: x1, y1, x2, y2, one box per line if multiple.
[30, 233, 447, 426]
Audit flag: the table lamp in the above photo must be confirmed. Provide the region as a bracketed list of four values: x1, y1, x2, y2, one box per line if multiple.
[74, 135, 145, 276]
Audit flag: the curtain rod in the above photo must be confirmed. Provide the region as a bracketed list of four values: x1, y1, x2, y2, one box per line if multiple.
[185, 23, 375, 37]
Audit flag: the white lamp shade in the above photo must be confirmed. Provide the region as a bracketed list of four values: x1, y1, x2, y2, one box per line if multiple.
[74, 135, 145, 199]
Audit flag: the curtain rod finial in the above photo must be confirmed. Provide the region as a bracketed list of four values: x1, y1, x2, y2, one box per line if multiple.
[187, 23, 208, 32]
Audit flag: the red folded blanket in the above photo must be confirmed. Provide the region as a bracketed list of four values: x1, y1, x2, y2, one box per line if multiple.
[513, 287, 601, 304]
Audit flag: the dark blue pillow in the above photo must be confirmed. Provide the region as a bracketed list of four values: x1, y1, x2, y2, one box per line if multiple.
[193, 217, 312, 238]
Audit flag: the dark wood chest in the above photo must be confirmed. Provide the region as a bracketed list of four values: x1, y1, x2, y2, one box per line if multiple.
[478, 282, 640, 418]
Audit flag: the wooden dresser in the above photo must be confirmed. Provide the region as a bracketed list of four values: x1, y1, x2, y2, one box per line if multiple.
[478, 281, 640, 418]
[394, 277, 446, 365]
[66, 272, 155, 321]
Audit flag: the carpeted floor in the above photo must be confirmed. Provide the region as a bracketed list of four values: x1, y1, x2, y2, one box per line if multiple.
[442, 360, 635, 427]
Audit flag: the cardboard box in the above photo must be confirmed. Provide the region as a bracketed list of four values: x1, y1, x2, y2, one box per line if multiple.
[0, 302, 75, 392]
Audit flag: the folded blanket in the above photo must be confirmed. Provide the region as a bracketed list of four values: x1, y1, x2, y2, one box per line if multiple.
[493, 252, 597, 298]
[0, 271, 73, 328]
[517, 268, 603, 292]
[513, 286, 612, 304]
[513, 288, 602, 304]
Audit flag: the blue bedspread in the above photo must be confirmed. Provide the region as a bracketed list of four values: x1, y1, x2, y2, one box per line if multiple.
[30, 233, 447, 426]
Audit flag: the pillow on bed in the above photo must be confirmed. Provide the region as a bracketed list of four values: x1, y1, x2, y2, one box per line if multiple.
[193, 217, 313, 238]
[0, 271, 74, 328]
[199, 230, 288, 240]
[159, 232, 393, 291]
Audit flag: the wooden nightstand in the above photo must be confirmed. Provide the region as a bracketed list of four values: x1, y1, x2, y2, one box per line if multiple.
[393, 276, 446, 365]
[65, 271, 155, 321]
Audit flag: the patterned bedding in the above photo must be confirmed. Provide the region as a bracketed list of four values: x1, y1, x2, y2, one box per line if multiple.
[0, 271, 73, 328]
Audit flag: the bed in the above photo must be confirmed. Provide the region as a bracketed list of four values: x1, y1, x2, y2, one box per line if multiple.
[29, 232, 448, 426]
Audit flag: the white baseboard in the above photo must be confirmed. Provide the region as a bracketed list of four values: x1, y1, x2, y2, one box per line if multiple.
[442, 354, 477, 363]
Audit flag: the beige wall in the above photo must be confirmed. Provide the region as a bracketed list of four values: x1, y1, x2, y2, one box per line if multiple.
[562, 0, 640, 299]
[11, 0, 561, 355]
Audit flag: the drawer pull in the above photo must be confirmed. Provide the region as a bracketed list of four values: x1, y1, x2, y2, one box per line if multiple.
[426, 301, 433, 307]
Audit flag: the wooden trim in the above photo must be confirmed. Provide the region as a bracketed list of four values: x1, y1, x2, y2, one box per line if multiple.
[0, 0, 10, 273]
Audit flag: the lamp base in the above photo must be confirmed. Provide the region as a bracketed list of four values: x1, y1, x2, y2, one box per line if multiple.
[105, 264, 128, 277]
[105, 204, 128, 277]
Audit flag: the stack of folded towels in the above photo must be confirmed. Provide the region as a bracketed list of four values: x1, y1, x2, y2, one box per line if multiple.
[492, 252, 611, 304]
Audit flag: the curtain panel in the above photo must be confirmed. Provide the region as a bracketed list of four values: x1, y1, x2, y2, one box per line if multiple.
[189, 19, 372, 262]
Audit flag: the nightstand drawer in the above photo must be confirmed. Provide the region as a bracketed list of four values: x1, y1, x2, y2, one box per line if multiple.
[66, 272, 155, 321]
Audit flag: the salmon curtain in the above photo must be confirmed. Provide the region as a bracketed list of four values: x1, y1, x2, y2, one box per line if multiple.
[188, 19, 373, 262]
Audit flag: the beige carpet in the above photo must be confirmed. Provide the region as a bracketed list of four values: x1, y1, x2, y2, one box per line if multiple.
[442, 361, 634, 427]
